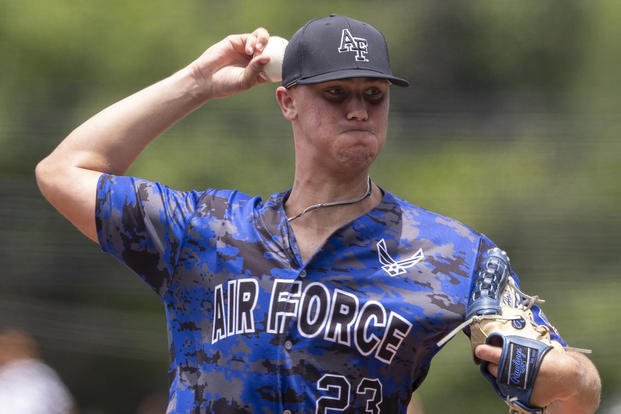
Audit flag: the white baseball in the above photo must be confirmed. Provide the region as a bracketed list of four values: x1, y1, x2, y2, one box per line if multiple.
[259, 36, 288, 83]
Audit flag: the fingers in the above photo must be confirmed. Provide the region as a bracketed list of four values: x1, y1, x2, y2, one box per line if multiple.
[189, 27, 274, 99]
[474, 344, 501, 377]
[241, 27, 272, 85]
[244, 27, 270, 56]
[474, 344, 501, 363]
[486, 363, 499, 377]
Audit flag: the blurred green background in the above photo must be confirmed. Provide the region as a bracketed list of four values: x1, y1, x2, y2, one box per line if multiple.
[1, 0, 619, 412]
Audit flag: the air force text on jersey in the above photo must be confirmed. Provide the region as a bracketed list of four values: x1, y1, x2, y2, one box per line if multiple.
[211, 278, 413, 365]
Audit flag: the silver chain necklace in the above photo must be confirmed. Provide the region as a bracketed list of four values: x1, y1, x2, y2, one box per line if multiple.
[286, 177, 373, 222]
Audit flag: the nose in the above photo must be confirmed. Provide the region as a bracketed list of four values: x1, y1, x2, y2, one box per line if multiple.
[345, 95, 369, 121]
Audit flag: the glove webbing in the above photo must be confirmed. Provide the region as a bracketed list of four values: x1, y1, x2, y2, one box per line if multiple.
[436, 283, 544, 348]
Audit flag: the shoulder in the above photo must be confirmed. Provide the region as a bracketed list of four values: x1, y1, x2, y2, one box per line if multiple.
[384, 190, 483, 245]
[193, 188, 275, 221]
[98, 174, 262, 212]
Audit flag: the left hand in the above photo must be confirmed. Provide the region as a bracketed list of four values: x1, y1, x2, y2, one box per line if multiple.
[475, 344, 580, 408]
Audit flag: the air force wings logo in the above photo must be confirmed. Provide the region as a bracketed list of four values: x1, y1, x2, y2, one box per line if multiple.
[338, 28, 370, 62]
[377, 239, 424, 277]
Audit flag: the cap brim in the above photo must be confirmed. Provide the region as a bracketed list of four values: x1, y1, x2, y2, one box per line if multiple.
[288, 69, 409, 87]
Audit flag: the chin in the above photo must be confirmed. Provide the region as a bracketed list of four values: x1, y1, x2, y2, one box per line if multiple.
[336, 147, 377, 170]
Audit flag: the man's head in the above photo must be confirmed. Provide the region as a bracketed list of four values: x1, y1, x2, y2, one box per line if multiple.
[281, 14, 409, 88]
[0, 329, 40, 365]
[276, 15, 407, 175]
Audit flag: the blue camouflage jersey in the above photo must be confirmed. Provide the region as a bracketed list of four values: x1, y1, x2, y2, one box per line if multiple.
[95, 174, 563, 414]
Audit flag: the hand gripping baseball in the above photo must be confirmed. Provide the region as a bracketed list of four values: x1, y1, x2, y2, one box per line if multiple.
[189, 27, 272, 100]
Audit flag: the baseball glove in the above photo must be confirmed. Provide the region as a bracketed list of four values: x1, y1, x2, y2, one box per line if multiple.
[437, 247, 563, 414]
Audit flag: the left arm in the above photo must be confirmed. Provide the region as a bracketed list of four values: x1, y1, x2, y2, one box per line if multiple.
[476, 345, 601, 413]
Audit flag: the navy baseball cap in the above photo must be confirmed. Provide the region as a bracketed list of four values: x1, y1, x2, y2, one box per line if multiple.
[282, 14, 409, 88]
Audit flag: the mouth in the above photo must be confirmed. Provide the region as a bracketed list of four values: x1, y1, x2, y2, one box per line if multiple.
[342, 127, 374, 136]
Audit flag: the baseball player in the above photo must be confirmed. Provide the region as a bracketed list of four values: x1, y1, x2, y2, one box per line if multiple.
[36, 14, 600, 413]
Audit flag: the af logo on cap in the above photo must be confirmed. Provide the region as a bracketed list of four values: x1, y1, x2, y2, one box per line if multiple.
[338, 29, 370, 62]
[281, 15, 409, 87]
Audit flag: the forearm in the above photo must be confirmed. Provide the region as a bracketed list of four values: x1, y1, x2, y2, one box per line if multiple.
[35, 65, 206, 241]
[43, 65, 206, 175]
[35, 28, 270, 242]
[38, 28, 270, 179]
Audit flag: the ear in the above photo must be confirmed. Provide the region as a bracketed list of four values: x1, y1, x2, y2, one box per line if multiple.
[275, 86, 297, 120]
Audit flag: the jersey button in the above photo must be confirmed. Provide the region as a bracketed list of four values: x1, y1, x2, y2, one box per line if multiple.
[284, 340, 293, 351]
[299, 270, 307, 278]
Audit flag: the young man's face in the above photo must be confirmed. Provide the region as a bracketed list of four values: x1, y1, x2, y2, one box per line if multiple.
[281, 77, 391, 175]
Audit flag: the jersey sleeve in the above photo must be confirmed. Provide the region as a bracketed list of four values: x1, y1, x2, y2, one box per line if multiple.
[475, 234, 566, 346]
[95, 174, 200, 296]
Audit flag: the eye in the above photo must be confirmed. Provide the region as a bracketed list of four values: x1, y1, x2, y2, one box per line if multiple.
[363, 87, 385, 102]
[323, 86, 347, 101]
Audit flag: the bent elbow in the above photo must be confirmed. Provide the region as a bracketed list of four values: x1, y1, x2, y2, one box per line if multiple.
[34, 156, 55, 200]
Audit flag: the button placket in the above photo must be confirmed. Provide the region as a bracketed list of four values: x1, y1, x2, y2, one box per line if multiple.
[272, 267, 301, 413]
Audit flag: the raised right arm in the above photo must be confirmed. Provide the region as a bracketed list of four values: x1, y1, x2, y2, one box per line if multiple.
[35, 28, 272, 243]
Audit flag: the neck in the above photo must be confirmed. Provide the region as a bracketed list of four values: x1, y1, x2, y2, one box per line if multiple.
[285, 174, 380, 225]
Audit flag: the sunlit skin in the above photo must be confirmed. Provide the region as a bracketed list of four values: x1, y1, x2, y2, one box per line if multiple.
[278, 78, 390, 179]
[273, 77, 392, 262]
